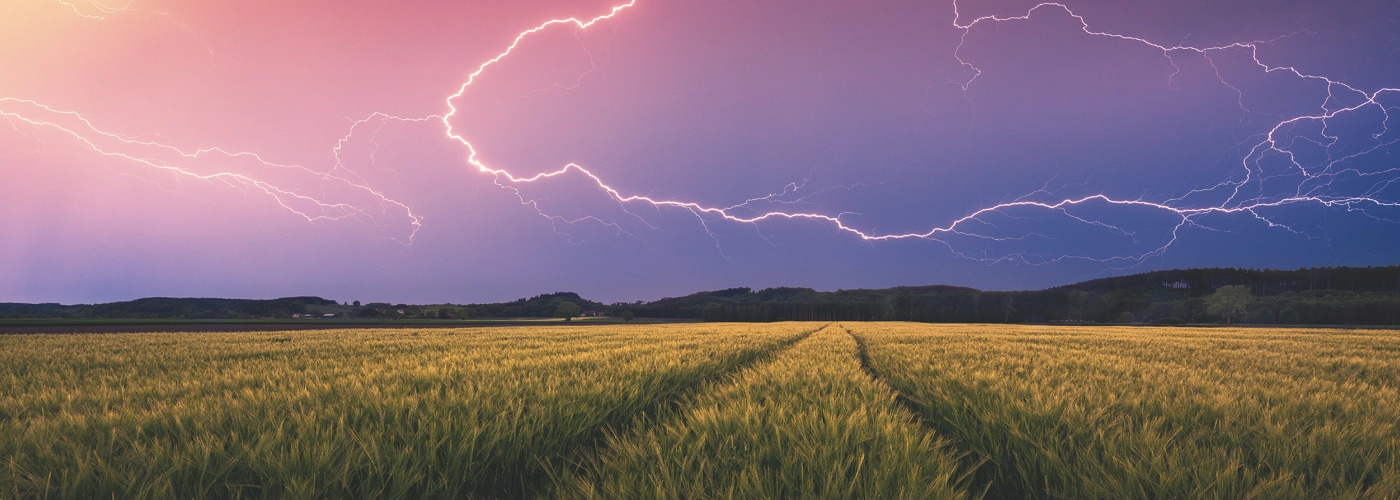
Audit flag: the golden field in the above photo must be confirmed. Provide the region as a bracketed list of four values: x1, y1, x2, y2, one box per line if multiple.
[2, 323, 1398, 499]
[852, 324, 1400, 499]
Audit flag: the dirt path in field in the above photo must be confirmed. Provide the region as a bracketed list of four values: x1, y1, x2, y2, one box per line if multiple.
[844, 325, 941, 429]
[550, 322, 973, 499]
[843, 325, 998, 499]
[525, 322, 830, 498]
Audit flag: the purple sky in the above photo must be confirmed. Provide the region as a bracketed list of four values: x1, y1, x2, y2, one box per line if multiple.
[2, 0, 1399, 304]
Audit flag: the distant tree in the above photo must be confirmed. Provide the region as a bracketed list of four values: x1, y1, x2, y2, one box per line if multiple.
[1206, 285, 1252, 325]
[701, 303, 725, 322]
[1118, 311, 1135, 323]
[437, 308, 449, 319]
[621, 311, 635, 322]
[556, 302, 581, 321]
[353, 300, 361, 307]
[1002, 293, 1016, 323]
[1279, 308, 1300, 324]
[1067, 291, 1090, 321]
[1249, 308, 1275, 324]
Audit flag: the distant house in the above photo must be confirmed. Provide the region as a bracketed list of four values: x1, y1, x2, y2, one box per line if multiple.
[580, 311, 604, 317]
[292, 313, 304, 318]
[323, 314, 336, 318]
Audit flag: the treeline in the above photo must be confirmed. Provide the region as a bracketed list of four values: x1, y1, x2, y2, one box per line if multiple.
[1065, 266, 1400, 294]
[0, 297, 339, 320]
[458, 292, 607, 319]
[0, 292, 608, 321]
[348, 292, 608, 320]
[603, 265, 1400, 326]
[5, 265, 1398, 325]
[1139, 290, 1400, 325]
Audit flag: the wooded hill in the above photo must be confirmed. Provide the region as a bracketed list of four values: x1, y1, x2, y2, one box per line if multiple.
[0, 292, 608, 321]
[602, 265, 1400, 325]
[0, 296, 338, 320]
[4, 265, 1398, 325]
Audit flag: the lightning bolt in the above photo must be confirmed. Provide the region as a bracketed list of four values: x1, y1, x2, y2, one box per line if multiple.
[12, 0, 1400, 269]
[54, 0, 134, 20]
[0, 98, 424, 242]
[432, 0, 1399, 268]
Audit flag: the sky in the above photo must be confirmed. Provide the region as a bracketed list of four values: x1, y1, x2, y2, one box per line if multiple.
[2, 0, 1399, 305]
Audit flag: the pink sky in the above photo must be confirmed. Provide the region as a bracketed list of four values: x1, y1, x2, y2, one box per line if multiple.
[3, 0, 1397, 304]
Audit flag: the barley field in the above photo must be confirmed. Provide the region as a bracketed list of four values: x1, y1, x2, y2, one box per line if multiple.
[2, 323, 1399, 499]
[556, 324, 968, 499]
[852, 324, 1400, 500]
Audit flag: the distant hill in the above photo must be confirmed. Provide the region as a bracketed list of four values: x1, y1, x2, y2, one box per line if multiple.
[1054, 266, 1400, 295]
[4, 265, 1398, 325]
[608, 285, 977, 322]
[1, 296, 338, 320]
[459, 292, 608, 319]
[593, 265, 1400, 325]
[0, 292, 609, 322]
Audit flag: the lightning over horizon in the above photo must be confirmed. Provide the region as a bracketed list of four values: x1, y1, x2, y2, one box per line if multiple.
[436, 0, 1400, 267]
[3, 0, 1398, 303]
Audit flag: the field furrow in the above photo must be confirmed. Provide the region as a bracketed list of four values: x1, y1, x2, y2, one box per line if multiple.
[0, 323, 818, 499]
[853, 323, 1400, 500]
[554, 323, 971, 500]
[7, 322, 1399, 499]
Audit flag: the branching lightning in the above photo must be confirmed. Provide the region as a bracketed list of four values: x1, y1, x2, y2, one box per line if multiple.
[54, 0, 134, 20]
[7, 0, 1399, 267]
[430, 0, 1399, 267]
[0, 98, 424, 242]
